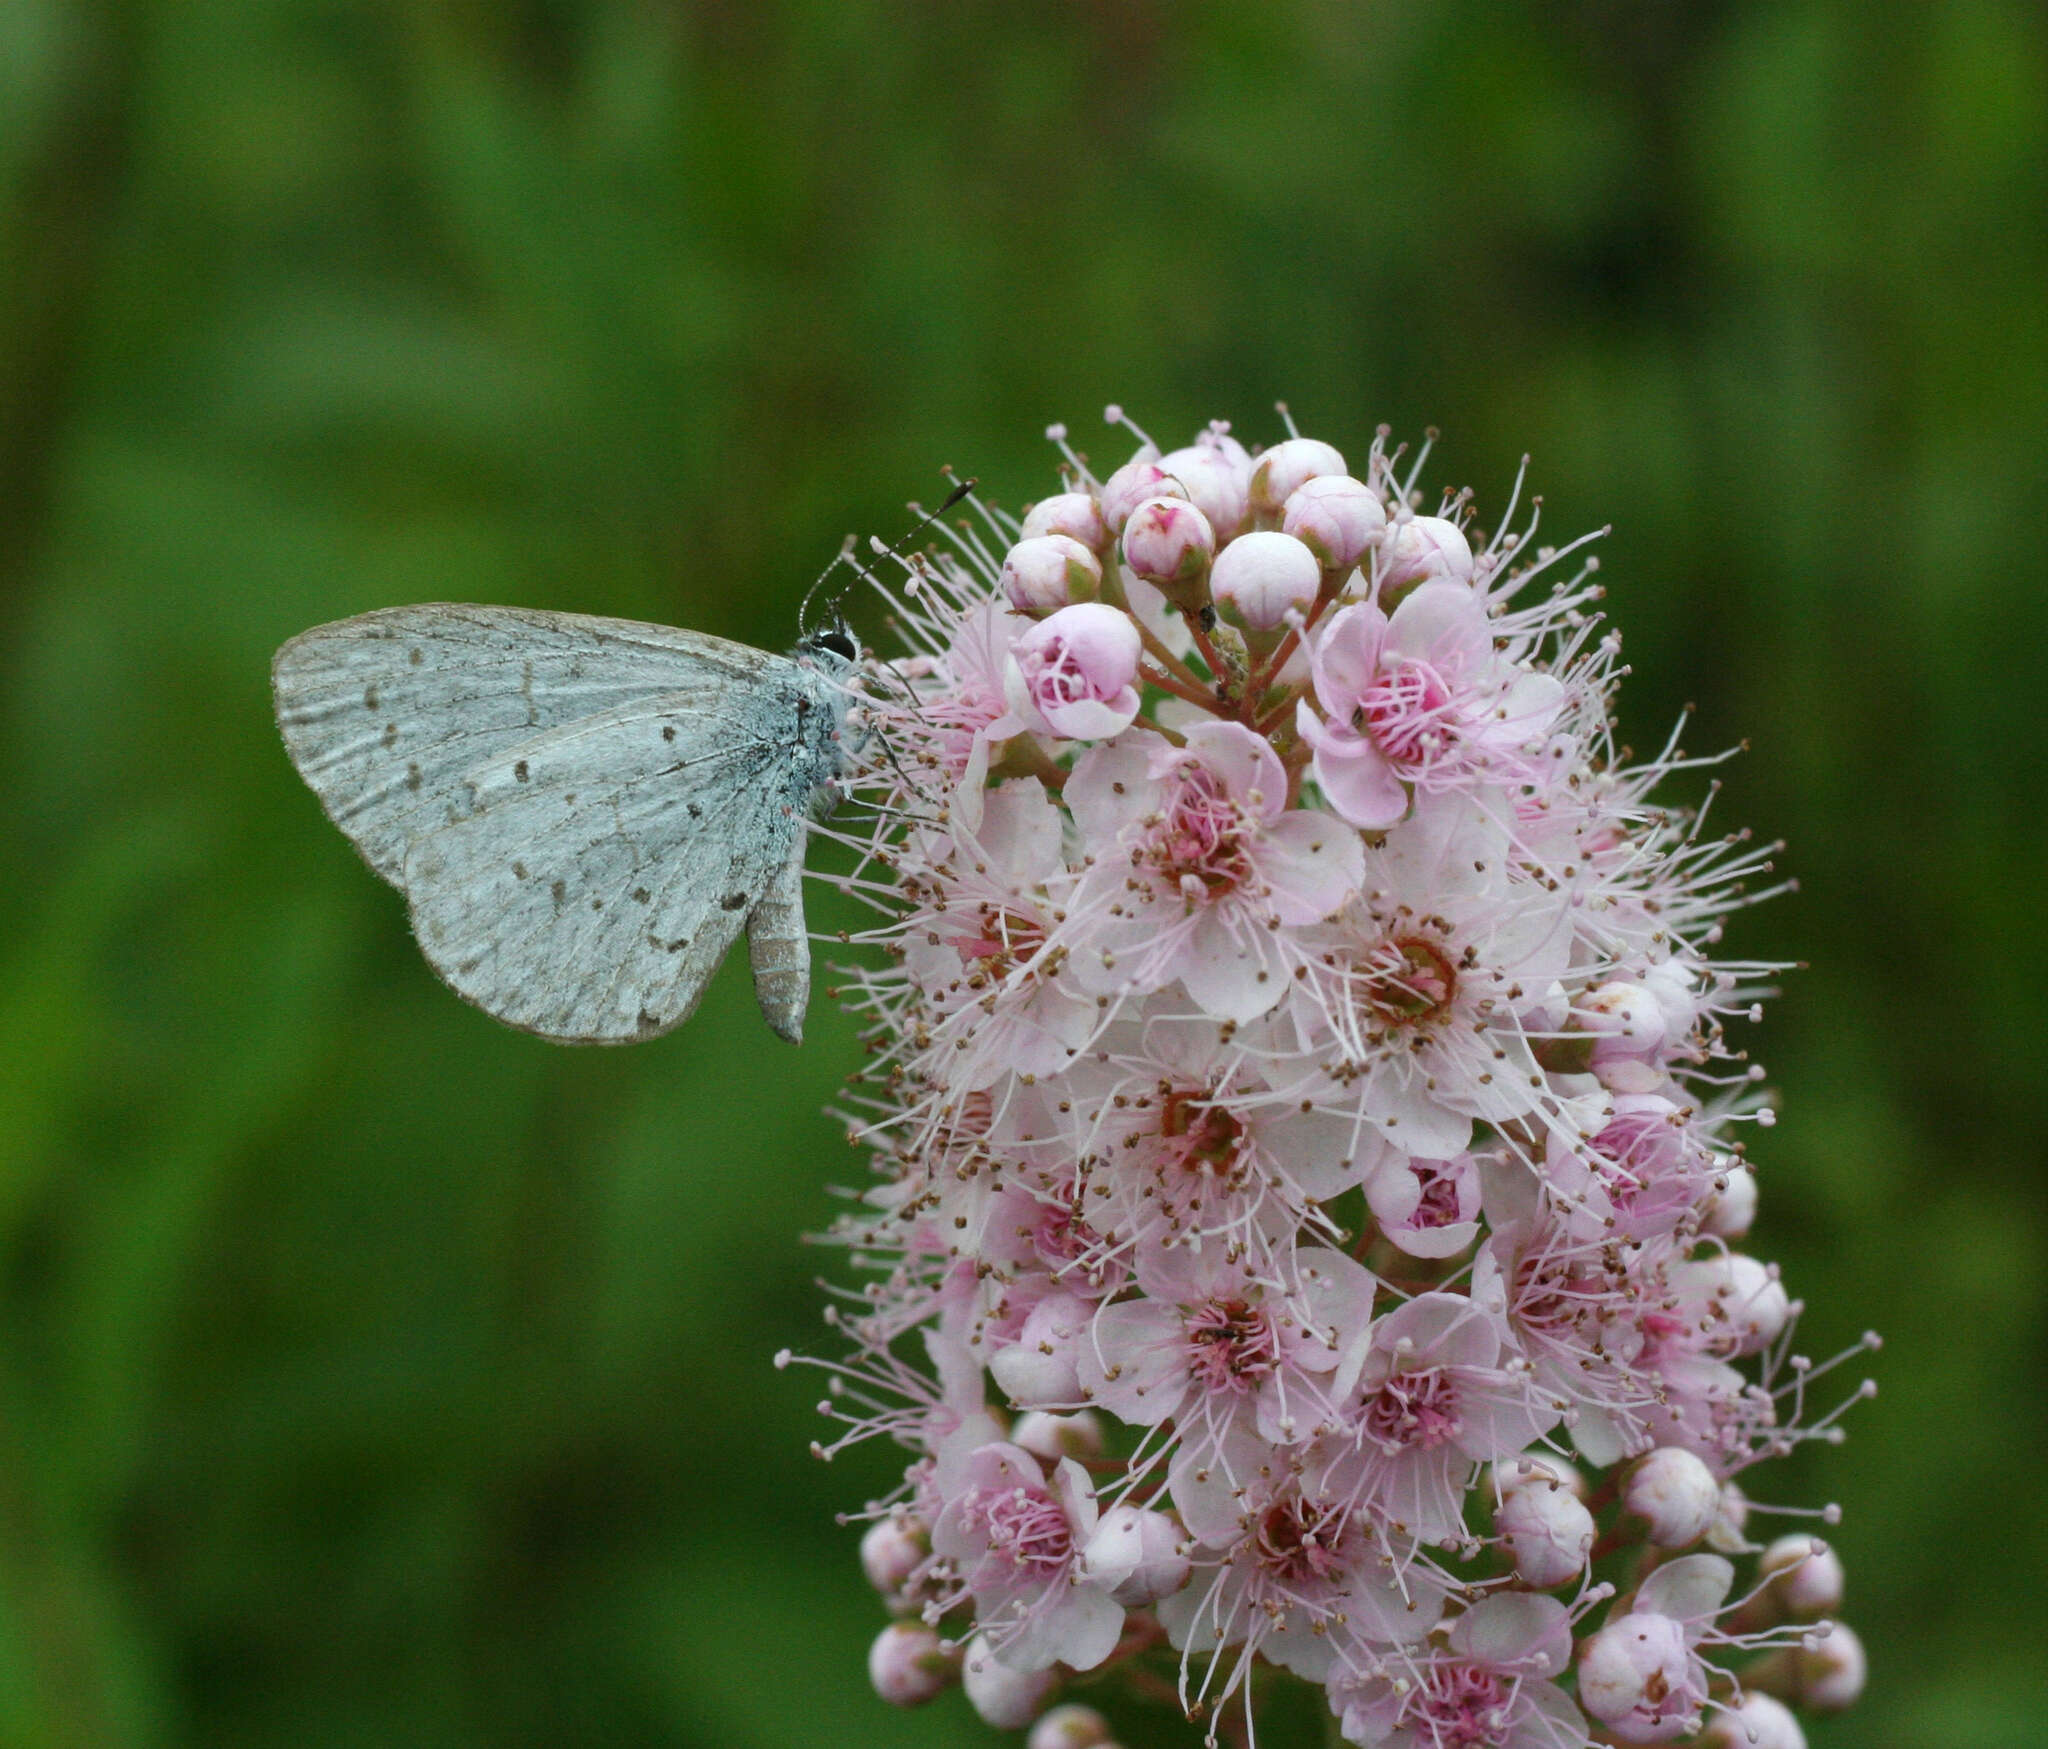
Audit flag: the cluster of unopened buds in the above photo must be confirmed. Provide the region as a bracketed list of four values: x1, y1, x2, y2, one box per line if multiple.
[781, 407, 1877, 1747]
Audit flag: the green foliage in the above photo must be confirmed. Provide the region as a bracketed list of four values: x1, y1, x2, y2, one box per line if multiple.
[1, 2, 2042, 1743]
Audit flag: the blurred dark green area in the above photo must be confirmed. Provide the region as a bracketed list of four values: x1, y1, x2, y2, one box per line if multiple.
[1, 1, 2042, 1744]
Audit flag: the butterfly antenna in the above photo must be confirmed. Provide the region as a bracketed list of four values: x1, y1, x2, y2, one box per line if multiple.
[800, 534, 861, 637]
[833, 473, 978, 619]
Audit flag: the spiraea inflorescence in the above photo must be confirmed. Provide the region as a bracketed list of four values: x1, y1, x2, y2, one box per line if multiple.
[781, 408, 1874, 1749]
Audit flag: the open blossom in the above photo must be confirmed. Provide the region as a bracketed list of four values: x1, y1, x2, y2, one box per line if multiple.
[796, 410, 1869, 1746]
[1299, 584, 1564, 829]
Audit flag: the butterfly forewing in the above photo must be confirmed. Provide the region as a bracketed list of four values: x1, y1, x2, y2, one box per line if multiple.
[272, 605, 789, 883]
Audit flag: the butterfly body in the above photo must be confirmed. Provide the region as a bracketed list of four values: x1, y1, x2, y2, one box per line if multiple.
[273, 605, 857, 1044]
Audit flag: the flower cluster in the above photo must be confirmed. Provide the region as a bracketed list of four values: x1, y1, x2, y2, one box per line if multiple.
[788, 410, 1874, 1748]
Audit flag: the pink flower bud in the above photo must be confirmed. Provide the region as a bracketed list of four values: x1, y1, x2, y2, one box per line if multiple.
[1028, 1703, 1116, 1749]
[1021, 490, 1110, 552]
[858, 1513, 929, 1599]
[1381, 514, 1475, 590]
[1099, 459, 1185, 537]
[1282, 473, 1386, 571]
[1624, 1447, 1722, 1548]
[1081, 1504, 1190, 1605]
[1013, 1409, 1106, 1461]
[1209, 529, 1320, 631]
[1703, 1164, 1758, 1240]
[1120, 495, 1215, 598]
[1496, 1476, 1596, 1586]
[1578, 1612, 1700, 1736]
[1006, 605, 1143, 740]
[1249, 436, 1346, 520]
[1159, 443, 1250, 544]
[1002, 534, 1102, 614]
[868, 1620, 957, 1707]
[961, 1634, 1060, 1728]
[1704, 1694, 1807, 1749]
[1797, 1621, 1866, 1711]
[1762, 1536, 1845, 1616]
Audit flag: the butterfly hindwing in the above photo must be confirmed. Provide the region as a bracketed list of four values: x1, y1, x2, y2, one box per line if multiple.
[400, 686, 821, 1043]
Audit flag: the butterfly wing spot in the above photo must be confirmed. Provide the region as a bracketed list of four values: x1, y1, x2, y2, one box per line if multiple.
[382, 722, 399, 748]
[649, 933, 691, 953]
[512, 862, 527, 880]
[662, 725, 676, 742]
[405, 763, 422, 791]
[364, 683, 380, 710]
[631, 887, 650, 904]
[514, 760, 530, 782]
[721, 892, 748, 911]
[408, 647, 423, 665]
[550, 878, 567, 908]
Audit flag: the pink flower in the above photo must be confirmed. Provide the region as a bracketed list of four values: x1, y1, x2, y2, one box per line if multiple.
[1298, 584, 1565, 830]
[930, 1441, 1126, 1672]
[1328, 1592, 1587, 1749]
[1210, 530, 1321, 631]
[1073, 1246, 1377, 1453]
[1317, 1291, 1561, 1544]
[1007, 602, 1143, 739]
[1064, 721, 1363, 1021]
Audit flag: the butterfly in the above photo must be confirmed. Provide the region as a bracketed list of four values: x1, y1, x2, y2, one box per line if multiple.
[272, 604, 861, 1045]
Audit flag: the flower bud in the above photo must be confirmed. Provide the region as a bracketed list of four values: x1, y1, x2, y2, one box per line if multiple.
[1624, 1446, 1722, 1548]
[987, 1289, 1098, 1404]
[1578, 1612, 1698, 1735]
[1703, 1693, 1807, 1749]
[1381, 514, 1475, 591]
[1002, 534, 1102, 615]
[859, 1513, 929, 1599]
[1159, 443, 1251, 544]
[1013, 1409, 1106, 1461]
[1248, 436, 1346, 520]
[1762, 1535, 1844, 1616]
[1120, 495, 1215, 611]
[1099, 459, 1185, 538]
[1282, 473, 1385, 572]
[1797, 1620, 1866, 1711]
[1081, 1504, 1190, 1605]
[1713, 1253, 1793, 1354]
[1028, 1703, 1116, 1749]
[961, 1633, 1060, 1728]
[1209, 530, 1320, 633]
[868, 1620, 957, 1707]
[1702, 1163, 1758, 1240]
[1021, 491, 1110, 552]
[1496, 1476, 1595, 1587]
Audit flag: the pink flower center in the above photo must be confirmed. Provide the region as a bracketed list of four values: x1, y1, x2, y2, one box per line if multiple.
[963, 1483, 1073, 1575]
[1184, 1296, 1281, 1391]
[1362, 937, 1459, 1026]
[1022, 636, 1096, 709]
[1357, 661, 1460, 768]
[1253, 1497, 1351, 1584]
[1159, 1091, 1248, 1174]
[1146, 771, 1252, 898]
[1411, 1164, 1466, 1229]
[1399, 1662, 1515, 1747]
[1362, 1366, 1463, 1451]
[954, 908, 1047, 976]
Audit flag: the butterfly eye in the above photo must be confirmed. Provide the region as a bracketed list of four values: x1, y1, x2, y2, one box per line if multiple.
[814, 627, 858, 661]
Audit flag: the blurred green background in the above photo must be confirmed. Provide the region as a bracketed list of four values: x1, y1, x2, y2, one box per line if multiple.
[2, 2, 2042, 1745]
